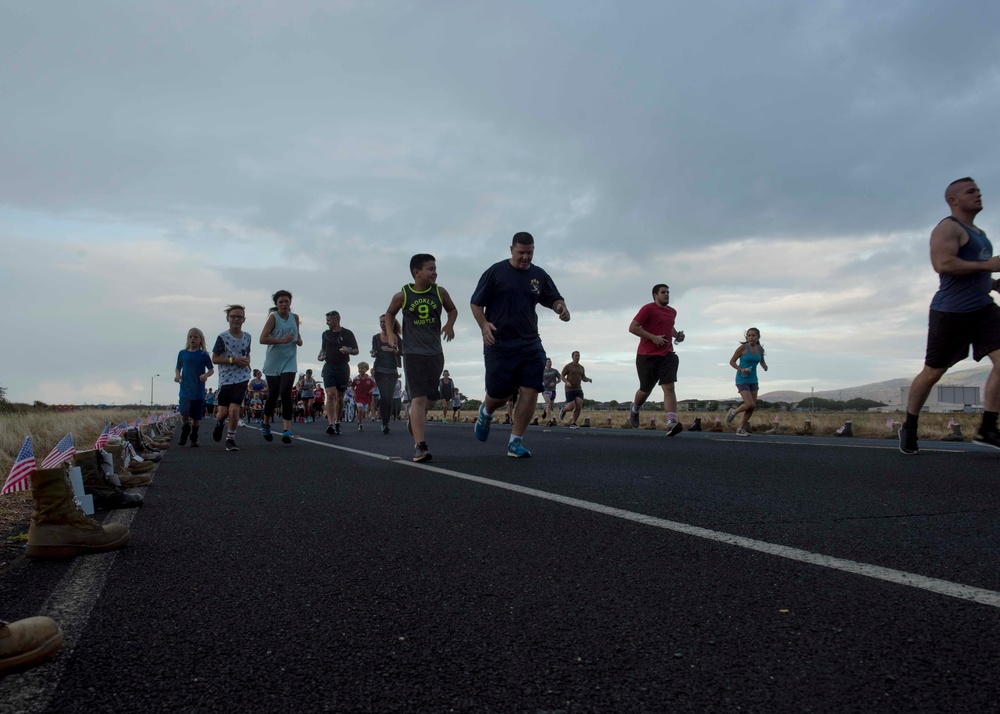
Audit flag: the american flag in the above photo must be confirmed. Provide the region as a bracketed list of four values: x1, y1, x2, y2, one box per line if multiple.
[147, 414, 156, 424]
[94, 424, 111, 451]
[1, 436, 35, 494]
[110, 422, 128, 437]
[133, 418, 142, 429]
[41, 433, 76, 469]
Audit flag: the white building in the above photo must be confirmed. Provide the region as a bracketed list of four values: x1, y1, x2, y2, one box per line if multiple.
[900, 385, 981, 413]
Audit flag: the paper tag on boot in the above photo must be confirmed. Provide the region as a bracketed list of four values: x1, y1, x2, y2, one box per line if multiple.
[67, 466, 95, 515]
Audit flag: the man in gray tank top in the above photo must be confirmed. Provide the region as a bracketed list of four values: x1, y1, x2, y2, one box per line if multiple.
[900, 177, 1000, 454]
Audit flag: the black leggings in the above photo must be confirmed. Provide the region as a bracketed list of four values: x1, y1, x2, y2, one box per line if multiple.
[374, 372, 397, 426]
[265, 372, 296, 421]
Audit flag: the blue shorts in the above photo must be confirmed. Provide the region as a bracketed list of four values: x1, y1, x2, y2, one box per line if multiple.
[484, 348, 545, 400]
[736, 382, 758, 393]
[179, 398, 206, 420]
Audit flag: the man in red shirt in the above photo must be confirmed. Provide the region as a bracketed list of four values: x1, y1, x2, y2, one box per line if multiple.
[350, 362, 377, 432]
[627, 284, 685, 436]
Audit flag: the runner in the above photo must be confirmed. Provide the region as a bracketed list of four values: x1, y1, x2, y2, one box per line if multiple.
[210, 304, 253, 451]
[725, 327, 767, 437]
[350, 363, 377, 431]
[438, 370, 456, 422]
[451, 390, 462, 422]
[900, 177, 1000, 454]
[259, 289, 302, 445]
[371, 314, 403, 434]
[319, 310, 359, 436]
[560, 351, 592, 429]
[297, 369, 318, 423]
[541, 357, 562, 422]
[626, 284, 686, 436]
[384, 253, 459, 462]
[471, 231, 570, 457]
[174, 327, 214, 447]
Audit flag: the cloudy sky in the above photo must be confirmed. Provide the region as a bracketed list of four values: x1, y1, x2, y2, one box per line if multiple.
[3, 0, 1000, 406]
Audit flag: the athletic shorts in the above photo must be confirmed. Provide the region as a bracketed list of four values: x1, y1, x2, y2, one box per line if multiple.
[636, 353, 679, 393]
[178, 398, 205, 420]
[925, 304, 1000, 369]
[564, 389, 584, 403]
[736, 382, 758, 393]
[322, 363, 351, 392]
[403, 353, 444, 400]
[484, 348, 545, 400]
[543, 389, 556, 401]
[217, 381, 249, 408]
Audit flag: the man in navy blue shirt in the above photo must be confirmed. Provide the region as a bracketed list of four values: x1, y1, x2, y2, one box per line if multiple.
[471, 232, 571, 457]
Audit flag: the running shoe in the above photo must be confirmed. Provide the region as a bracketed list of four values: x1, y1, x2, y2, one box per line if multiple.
[474, 405, 491, 442]
[334, 423, 342, 436]
[281, 430, 293, 445]
[326, 424, 336, 436]
[225, 438, 239, 452]
[569, 423, 579, 430]
[725, 408, 737, 426]
[212, 420, 225, 442]
[190, 438, 200, 448]
[736, 428, 749, 437]
[898, 426, 918, 455]
[413, 442, 432, 462]
[262, 425, 273, 442]
[559, 406, 566, 421]
[507, 437, 531, 458]
[626, 408, 640, 429]
[358, 423, 364, 432]
[665, 420, 683, 437]
[382, 424, 390, 435]
[973, 431, 1000, 451]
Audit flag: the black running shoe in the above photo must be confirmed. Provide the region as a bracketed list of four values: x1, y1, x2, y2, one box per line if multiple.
[326, 424, 336, 436]
[898, 426, 918, 455]
[626, 409, 640, 429]
[225, 438, 239, 452]
[334, 423, 342, 436]
[262, 425, 274, 442]
[973, 431, 1000, 450]
[212, 420, 225, 442]
[413, 442, 432, 462]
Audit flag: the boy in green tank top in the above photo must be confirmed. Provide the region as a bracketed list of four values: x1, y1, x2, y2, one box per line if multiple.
[384, 254, 458, 462]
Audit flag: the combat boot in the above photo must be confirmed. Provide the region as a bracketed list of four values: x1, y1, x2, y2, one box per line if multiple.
[126, 428, 162, 461]
[74, 450, 143, 509]
[0, 616, 64, 675]
[25, 466, 131, 558]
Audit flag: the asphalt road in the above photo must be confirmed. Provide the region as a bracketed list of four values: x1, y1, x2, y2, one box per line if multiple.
[3, 419, 1000, 713]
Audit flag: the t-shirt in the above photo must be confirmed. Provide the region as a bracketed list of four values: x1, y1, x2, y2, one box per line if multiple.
[562, 362, 588, 390]
[322, 328, 358, 366]
[632, 303, 677, 357]
[438, 378, 455, 400]
[542, 368, 560, 391]
[351, 374, 376, 404]
[471, 259, 563, 353]
[176, 350, 214, 400]
[213, 331, 253, 386]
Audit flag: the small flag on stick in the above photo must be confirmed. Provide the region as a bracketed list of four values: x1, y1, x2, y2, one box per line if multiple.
[41, 433, 76, 470]
[2, 437, 36, 494]
[94, 424, 111, 451]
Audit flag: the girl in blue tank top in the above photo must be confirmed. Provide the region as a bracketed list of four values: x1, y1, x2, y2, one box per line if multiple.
[726, 327, 768, 436]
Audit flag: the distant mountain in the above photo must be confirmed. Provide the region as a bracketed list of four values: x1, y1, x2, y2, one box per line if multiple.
[759, 365, 991, 406]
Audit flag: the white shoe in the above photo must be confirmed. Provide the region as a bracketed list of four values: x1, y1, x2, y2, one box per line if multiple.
[736, 428, 749, 437]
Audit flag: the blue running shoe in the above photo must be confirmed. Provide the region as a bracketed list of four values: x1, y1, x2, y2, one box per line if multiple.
[507, 437, 531, 458]
[475, 405, 491, 442]
[281, 430, 293, 445]
[262, 424, 273, 442]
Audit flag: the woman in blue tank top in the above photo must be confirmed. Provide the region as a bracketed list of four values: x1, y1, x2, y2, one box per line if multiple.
[725, 327, 768, 436]
[259, 289, 302, 444]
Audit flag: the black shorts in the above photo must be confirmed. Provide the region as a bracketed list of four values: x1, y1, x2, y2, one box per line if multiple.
[322, 363, 351, 392]
[564, 389, 584, 403]
[404, 353, 444, 400]
[925, 304, 1000, 369]
[636, 353, 679, 393]
[484, 348, 545, 400]
[217, 382, 249, 408]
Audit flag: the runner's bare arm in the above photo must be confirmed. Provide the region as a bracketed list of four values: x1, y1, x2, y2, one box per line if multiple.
[439, 287, 458, 342]
[931, 219, 1000, 275]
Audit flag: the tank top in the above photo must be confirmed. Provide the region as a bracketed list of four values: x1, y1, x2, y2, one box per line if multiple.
[930, 218, 994, 313]
[262, 311, 299, 376]
[736, 344, 763, 385]
[401, 284, 443, 356]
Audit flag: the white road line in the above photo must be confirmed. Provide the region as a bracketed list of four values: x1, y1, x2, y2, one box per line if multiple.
[0, 492, 145, 710]
[297, 435, 1000, 609]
